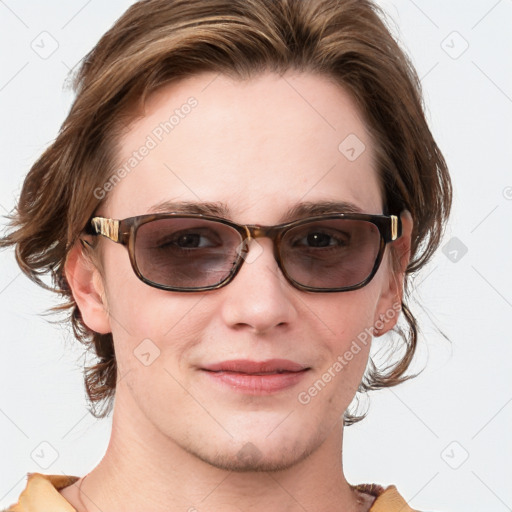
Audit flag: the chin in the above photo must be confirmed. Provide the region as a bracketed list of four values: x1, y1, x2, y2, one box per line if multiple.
[181, 426, 325, 473]
[194, 443, 316, 473]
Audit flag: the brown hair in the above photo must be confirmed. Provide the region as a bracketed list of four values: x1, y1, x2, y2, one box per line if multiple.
[0, 0, 451, 425]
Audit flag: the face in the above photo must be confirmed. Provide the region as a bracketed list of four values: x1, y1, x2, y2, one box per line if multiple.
[71, 71, 409, 471]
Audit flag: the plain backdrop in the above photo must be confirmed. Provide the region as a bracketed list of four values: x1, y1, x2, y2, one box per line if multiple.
[0, 1, 511, 510]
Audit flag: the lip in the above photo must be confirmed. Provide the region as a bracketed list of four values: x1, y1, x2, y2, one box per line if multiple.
[201, 359, 310, 394]
[202, 359, 308, 373]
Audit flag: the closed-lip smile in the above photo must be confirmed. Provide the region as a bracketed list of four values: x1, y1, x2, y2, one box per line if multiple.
[201, 359, 310, 394]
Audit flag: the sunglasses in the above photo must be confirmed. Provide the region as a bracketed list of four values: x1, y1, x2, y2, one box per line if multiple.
[84, 212, 402, 292]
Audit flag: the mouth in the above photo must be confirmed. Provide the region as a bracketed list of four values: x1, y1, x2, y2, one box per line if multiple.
[200, 359, 311, 394]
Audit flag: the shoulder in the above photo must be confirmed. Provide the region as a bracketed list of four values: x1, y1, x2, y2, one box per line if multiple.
[353, 482, 423, 512]
[2, 472, 79, 512]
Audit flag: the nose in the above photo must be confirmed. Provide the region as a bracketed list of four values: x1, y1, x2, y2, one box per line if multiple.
[219, 238, 299, 333]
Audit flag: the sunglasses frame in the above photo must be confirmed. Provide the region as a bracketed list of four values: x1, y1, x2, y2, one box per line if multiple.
[84, 211, 402, 293]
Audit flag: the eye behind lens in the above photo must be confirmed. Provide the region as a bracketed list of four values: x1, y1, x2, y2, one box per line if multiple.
[134, 217, 243, 289]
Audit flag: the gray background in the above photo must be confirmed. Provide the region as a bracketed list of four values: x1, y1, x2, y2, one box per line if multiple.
[1, 1, 511, 510]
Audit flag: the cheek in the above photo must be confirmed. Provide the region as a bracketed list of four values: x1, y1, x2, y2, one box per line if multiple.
[100, 249, 209, 370]
[293, 298, 376, 426]
[321, 284, 380, 346]
[312, 286, 381, 390]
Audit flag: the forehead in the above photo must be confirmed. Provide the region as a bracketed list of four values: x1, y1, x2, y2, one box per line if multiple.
[104, 71, 382, 222]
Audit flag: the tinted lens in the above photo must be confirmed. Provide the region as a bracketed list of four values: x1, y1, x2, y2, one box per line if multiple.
[280, 219, 382, 289]
[134, 218, 242, 288]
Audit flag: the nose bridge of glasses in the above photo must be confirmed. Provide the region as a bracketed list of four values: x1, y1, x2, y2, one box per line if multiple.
[237, 225, 286, 283]
[245, 224, 281, 243]
[240, 224, 283, 265]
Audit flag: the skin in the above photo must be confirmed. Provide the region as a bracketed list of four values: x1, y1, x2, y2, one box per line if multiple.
[62, 70, 413, 512]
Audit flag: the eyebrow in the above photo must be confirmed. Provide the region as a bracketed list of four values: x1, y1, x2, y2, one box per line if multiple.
[147, 200, 365, 223]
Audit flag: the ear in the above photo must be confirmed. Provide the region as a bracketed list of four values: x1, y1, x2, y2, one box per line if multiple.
[373, 210, 413, 336]
[64, 239, 111, 334]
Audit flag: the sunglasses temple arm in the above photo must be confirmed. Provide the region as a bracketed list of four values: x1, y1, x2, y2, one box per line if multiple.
[88, 217, 121, 242]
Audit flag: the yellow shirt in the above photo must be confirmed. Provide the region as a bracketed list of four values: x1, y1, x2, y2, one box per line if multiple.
[3, 472, 419, 511]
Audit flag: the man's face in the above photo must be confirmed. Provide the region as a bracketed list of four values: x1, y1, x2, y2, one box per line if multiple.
[90, 71, 400, 471]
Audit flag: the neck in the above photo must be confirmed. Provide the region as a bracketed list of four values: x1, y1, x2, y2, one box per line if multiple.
[69, 386, 368, 512]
